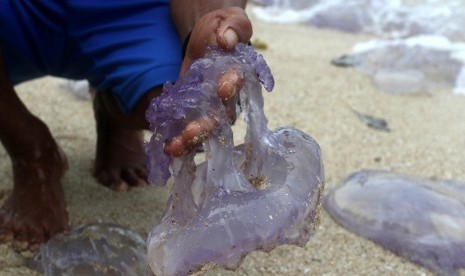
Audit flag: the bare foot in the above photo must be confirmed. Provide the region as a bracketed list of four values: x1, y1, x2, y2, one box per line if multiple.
[93, 126, 148, 192]
[0, 143, 69, 251]
[92, 88, 149, 192]
[93, 93, 148, 192]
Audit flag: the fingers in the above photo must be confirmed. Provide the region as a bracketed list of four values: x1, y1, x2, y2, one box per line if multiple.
[221, 29, 239, 50]
[164, 68, 244, 157]
[215, 7, 252, 50]
[163, 136, 185, 157]
[164, 117, 218, 157]
[170, 7, 250, 156]
[218, 68, 244, 122]
[217, 67, 243, 101]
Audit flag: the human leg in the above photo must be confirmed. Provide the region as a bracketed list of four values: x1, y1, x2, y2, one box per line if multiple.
[0, 53, 69, 250]
[92, 90, 149, 192]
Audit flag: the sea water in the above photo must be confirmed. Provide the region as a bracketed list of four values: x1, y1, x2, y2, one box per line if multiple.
[251, 0, 465, 94]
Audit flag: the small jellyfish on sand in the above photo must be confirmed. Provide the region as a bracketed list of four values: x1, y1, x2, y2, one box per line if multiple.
[31, 223, 148, 275]
[324, 170, 465, 275]
[349, 107, 390, 132]
[145, 44, 324, 275]
[337, 35, 465, 94]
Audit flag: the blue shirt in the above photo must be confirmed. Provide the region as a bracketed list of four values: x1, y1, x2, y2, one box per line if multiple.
[0, 0, 182, 113]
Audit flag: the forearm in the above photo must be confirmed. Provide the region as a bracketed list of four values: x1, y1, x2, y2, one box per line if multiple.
[170, 0, 247, 42]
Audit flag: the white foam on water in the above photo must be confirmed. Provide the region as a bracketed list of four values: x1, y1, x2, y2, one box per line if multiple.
[252, 0, 465, 41]
[251, 0, 465, 95]
[252, 6, 315, 23]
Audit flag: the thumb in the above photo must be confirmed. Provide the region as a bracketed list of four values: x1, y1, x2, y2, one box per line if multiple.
[218, 28, 239, 50]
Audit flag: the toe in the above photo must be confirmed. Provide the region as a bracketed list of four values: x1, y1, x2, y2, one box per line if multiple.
[95, 169, 128, 192]
[112, 181, 128, 193]
[0, 229, 14, 243]
[0, 215, 13, 242]
[122, 169, 148, 187]
[13, 224, 45, 251]
[135, 167, 148, 181]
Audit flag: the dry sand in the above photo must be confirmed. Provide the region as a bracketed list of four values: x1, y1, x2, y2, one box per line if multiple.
[1, 9, 465, 276]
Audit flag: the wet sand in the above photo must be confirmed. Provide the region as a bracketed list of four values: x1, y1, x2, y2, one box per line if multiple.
[1, 9, 465, 276]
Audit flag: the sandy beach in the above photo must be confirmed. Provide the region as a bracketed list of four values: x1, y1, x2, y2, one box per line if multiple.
[1, 7, 465, 276]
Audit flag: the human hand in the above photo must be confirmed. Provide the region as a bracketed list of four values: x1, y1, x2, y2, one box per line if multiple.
[164, 7, 252, 156]
[179, 7, 252, 75]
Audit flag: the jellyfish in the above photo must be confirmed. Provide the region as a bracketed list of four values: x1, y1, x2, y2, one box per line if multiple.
[145, 44, 324, 275]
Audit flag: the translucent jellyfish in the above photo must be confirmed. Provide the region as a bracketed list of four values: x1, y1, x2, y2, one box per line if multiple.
[145, 44, 324, 275]
[324, 170, 465, 275]
[344, 36, 465, 94]
[305, 1, 375, 33]
[373, 2, 465, 41]
[31, 223, 148, 275]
